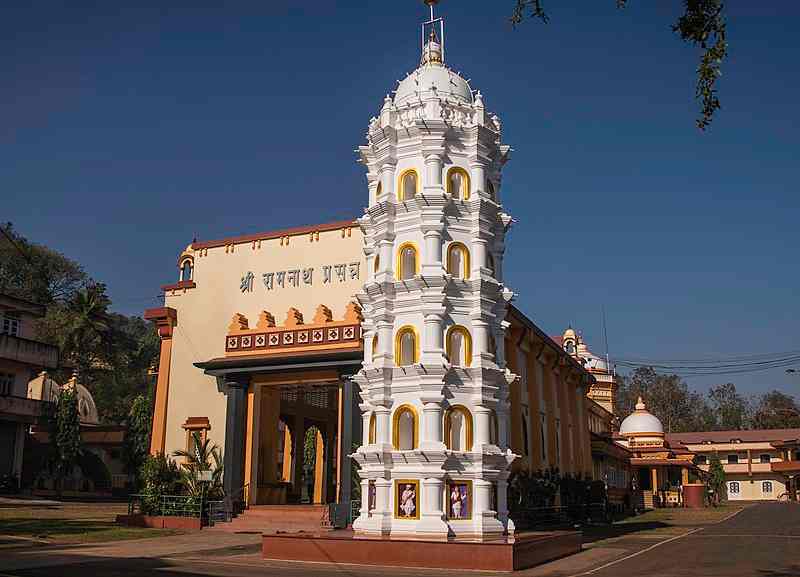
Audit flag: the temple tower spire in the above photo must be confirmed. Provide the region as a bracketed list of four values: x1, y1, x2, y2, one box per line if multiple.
[352, 1, 516, 540]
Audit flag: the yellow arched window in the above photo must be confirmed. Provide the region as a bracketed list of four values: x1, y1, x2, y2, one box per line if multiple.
[368, 413, 377, 444]
[446, 243, 470, 279]
[395, 326, 419, 366]
[396, 242, 419, 281]
[398, 169, 419, 201]
[180, 258, 193, 282]
[392, 404, 418, 450]
[446, 326, 472, 367]
[444, 405, 473, 451]
[447, 167, 471, 200]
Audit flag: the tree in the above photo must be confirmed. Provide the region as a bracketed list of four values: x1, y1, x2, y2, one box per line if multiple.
[706, 453, 726, 506]
[707, 383, 749, 430]
[0, 222, 89, 305]
[510, 0, 727, 130]
[123, 394, 153, 489]
[750, 391, 800, 430]
[616, 366, 714, 432]
[53, 386, 82, 493]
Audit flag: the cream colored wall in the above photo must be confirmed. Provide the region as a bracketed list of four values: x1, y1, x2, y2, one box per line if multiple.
[162, 225, 365, 458]
[725, 474, 786, 501]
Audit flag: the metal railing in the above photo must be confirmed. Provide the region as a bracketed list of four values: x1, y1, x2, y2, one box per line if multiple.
[128, 494, 203, 518]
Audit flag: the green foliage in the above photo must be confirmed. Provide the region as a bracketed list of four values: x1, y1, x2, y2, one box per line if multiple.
[139, 453, 181, 514]
[706, 453, 727, 505]
[750, 391, 800, 430]
[509, 1, 727, 129]
[53, 387, 82, 489]
[2, 224, 160, 424]
[0, 222, 89, 305]
[303, 426, 319, 471]
[172, 432, 224, 499]
[616, 367, 712, 433]
[123, 394, 153, 487]
[707, 383, 748, 430]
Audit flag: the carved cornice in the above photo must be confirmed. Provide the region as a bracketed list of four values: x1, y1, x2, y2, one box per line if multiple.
[225, 302, 363, 357]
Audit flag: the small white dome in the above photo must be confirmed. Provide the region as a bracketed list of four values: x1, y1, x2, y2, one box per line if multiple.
[394, 64, 473, 106]
[619, 397, 664, 436]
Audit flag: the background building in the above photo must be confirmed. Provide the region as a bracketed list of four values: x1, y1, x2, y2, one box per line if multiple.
[0, 293, 59, 486]
[668, 429, 800, 501]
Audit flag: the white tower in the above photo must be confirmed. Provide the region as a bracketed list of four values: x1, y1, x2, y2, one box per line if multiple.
[352, 2, 517, 540]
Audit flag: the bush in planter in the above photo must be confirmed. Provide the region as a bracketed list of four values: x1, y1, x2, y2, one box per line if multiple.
[138, 453, 181, 515]
[173, 432, 224, 502]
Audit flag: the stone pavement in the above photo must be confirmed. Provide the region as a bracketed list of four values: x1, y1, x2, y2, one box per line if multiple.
[1, 502, 797, 576]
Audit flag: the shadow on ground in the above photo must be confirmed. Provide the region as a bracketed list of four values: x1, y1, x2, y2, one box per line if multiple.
[0, 517, 122, 538]
[581, 521, 670, 543]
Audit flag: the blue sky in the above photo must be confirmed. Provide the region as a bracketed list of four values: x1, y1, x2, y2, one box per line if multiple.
[3, 1, 798, 397]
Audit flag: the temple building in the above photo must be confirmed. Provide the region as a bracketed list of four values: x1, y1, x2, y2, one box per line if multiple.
[145, 4, 594, 538]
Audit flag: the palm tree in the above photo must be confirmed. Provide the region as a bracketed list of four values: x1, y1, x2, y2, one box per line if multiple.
[173, 432, 224, 499]
[65, 283, 112, 373]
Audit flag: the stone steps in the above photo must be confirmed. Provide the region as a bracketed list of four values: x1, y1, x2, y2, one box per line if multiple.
[209, 504, 333, 534]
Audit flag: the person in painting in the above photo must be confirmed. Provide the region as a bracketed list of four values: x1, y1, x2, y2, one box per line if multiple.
[450, 484, 463, 518]
[400, 484, 416, 517]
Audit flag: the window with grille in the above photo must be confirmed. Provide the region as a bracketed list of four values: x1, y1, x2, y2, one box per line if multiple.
[0, 373, 13, 396]
[2, 313, 20, 336]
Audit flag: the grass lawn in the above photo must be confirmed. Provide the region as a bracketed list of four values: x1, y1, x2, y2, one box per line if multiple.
[584, 503, 747, 545]
[0, 500, 183, 545]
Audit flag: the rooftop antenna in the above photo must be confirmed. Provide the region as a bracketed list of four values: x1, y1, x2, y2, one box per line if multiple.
[422, 0, 445, 63]
[602, 304, 613, 375]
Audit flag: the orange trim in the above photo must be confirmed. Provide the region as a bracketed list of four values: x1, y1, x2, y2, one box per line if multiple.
[253, 369, 341, 386]
[161, 280, 197, 292]
[146, 307, 177, 456]
[191, 219, 358, 250]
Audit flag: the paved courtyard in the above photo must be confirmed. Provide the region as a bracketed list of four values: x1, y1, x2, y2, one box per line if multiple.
[0, 502, 797, 576]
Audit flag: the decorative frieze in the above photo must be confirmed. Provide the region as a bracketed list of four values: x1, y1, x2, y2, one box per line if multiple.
[224, 303, 363, 357]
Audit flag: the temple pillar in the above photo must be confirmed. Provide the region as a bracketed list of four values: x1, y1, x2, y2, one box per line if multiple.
[244, 383, 261, 505]
[418, 477, 448, 536]
[145, 307, 177, 455]
[421, 400, 445, 450]
[223, 374, 250, 500]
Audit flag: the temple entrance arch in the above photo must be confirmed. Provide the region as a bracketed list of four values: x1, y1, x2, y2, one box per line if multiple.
[250, 380, 342, 505]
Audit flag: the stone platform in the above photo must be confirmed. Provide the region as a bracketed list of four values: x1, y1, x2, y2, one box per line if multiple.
[262, 529, 582, 572]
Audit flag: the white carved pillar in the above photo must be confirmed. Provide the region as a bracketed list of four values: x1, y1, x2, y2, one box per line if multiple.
[471, 238, 488, 278]
[421, 313, 444, 363]
[378, 240, 393, 282]
[474, 405, 491, 448]
[421, 401, 445, 450]
[351, 477, 372, 532]
[376, 321, 393, 364]
[422, 230, 443, 276]
[469, 161, 486, 199]
[424, 154, 443, 193]
[375, 406, 391, 448]
[361, 409, 372, 445]
[496, 477, 514, 535]
[374, 477, 392, 533]
[417, 477, 448, 535]
[379, 163, 395, 202]
[472, 319, 490, 366]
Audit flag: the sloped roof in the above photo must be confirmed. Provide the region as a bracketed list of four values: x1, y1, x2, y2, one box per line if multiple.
[667, 429, 800, 445]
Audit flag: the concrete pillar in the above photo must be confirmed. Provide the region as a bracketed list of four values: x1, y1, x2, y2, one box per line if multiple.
[474, 405, 491, 448]
[421, 401, 444, 450]
[418, 477, 448, 535]
[338, 379, 354, 504]
[223, 375, 249, 500]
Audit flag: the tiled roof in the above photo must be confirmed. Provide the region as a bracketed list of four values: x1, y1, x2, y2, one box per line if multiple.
[667, 429, 800, 444]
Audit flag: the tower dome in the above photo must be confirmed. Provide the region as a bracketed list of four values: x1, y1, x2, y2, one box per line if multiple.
[619, 397, 664, 436]
[394, 30, 473, 106]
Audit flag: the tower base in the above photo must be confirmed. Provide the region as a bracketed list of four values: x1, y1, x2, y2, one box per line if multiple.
[262, 529, 581, 572]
